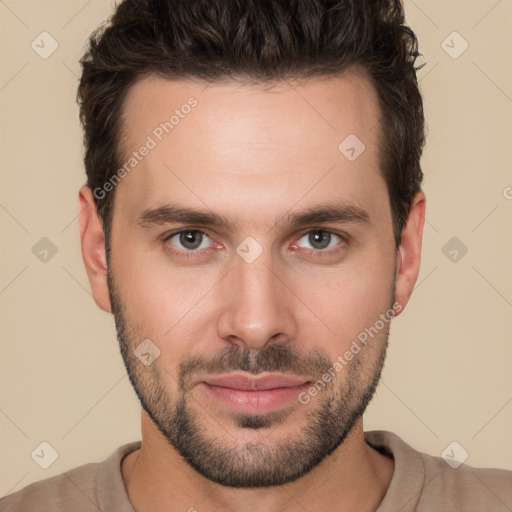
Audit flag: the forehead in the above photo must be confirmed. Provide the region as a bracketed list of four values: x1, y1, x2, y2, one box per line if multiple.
[114, 71, 386, 230]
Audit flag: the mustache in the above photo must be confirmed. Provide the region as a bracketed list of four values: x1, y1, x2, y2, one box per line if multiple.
[178, 344, 332, 391]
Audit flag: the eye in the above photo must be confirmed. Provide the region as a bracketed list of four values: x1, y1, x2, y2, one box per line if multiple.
[162, 228, 346, 261]
[294, 229, 344, 251]
[165, 229, 213, 252]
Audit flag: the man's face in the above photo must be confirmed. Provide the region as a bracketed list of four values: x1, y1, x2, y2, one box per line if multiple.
[106, 71, 398, 487]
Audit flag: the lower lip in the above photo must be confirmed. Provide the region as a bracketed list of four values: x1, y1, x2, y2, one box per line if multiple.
[200, 382, 311, 414]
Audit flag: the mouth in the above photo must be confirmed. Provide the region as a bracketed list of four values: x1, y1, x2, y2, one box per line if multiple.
[198, 372, 313, 414]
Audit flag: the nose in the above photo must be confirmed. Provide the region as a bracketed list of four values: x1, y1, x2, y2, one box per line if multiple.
[216, 248, 297, 351]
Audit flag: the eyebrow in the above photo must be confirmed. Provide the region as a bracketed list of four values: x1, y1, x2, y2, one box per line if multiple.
[137, 201, 371, 231]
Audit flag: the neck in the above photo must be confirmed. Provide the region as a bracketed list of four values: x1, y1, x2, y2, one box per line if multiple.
[122, 411, 394, 512]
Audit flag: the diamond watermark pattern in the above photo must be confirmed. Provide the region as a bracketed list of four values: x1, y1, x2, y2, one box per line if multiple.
[134, 338, 161, 366]
[442, 237, 468, 263]
[31, 32, 59, 59]
[338, 134, 366, 161]
[32, 237, 58, 263]
[441, 441, 469, 469]
[31, 441, 59, 469]
[236, 236, 263, 264]
[441, 31, 468, 60]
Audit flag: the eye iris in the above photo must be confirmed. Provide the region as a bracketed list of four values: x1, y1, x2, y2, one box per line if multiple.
[180, 230, 203, 250]
[309, 230, 331, 249]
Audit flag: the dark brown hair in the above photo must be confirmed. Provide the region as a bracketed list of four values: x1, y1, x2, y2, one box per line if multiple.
[77, 0, 425, 250]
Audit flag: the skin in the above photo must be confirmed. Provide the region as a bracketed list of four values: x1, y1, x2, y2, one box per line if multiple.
[79, 69, 425, 511]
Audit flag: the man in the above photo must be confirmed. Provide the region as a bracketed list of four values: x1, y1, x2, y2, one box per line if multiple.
[1, 0, 510, 511]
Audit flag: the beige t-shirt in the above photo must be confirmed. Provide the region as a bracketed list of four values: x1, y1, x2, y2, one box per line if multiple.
[1, 430, 511, 511]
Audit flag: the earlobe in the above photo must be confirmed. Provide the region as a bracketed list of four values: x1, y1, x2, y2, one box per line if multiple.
[78, 186, 112, 313]
[393, 190, 426, 315]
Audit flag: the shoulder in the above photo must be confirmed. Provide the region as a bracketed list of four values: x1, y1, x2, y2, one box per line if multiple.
[418, 447, 512, 510]
[365, 430, 512, 512]
[0, 462, 99, 512]
[0, 441, 140, 512]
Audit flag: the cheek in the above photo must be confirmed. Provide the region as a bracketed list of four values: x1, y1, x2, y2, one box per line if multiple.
[291, 252, 394, 348]
[112, 242, 221, 347]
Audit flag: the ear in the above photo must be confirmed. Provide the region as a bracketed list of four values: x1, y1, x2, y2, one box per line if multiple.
[394, 190, 426, 315]
[78, 186, 112, 313]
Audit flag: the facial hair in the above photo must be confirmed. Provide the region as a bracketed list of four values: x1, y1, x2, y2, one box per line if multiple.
[107, 267, 392, 488]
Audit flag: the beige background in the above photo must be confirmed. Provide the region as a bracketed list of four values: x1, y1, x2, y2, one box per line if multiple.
[1, 0, 511, 496]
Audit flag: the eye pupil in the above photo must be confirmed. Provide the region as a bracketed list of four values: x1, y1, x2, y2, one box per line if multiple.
[180, 230, 202, 249]
[309, 230, 330, 249]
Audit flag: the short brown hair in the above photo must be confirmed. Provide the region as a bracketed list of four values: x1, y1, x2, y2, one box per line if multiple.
[77, 0, 425, 250]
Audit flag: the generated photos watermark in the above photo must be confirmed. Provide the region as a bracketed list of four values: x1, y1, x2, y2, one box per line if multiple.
[93, 97, 198, 201]
[298, 302, 403, 405]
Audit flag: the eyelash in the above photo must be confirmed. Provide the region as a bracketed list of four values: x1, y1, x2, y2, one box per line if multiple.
[162, 228, 348, 260]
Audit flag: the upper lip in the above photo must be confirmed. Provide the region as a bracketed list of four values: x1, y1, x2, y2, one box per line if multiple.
[201, 372, 312, 391]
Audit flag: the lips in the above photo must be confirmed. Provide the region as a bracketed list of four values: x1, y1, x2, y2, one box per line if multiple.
[198, 372, 313, 415]
[202, 372, 311, 390]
